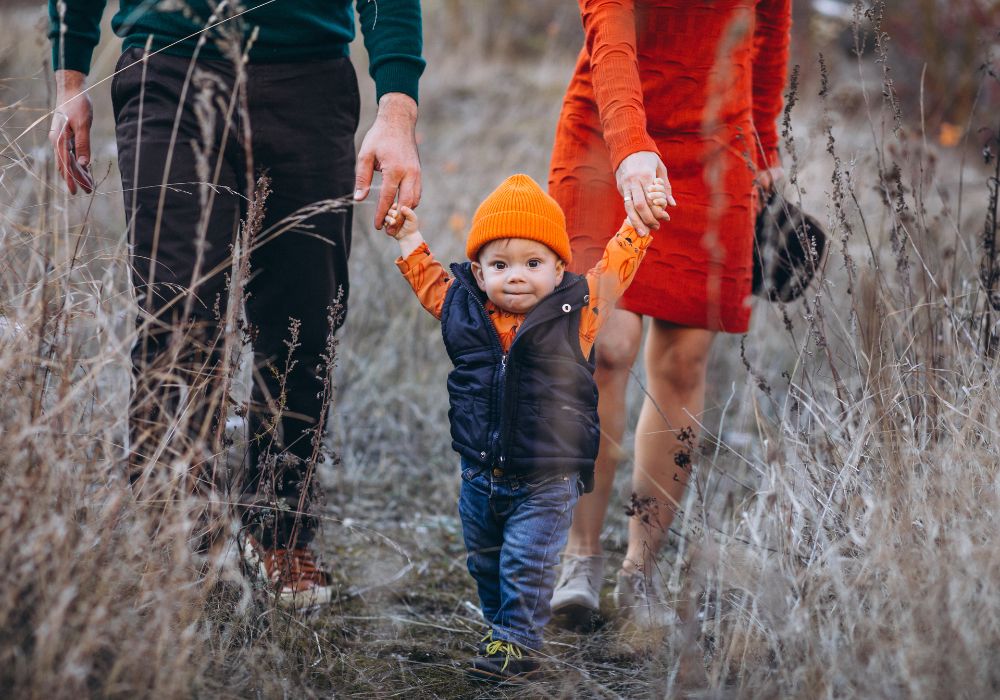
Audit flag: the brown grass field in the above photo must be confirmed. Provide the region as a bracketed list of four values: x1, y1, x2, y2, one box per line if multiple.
[2, 1, 1000, 697]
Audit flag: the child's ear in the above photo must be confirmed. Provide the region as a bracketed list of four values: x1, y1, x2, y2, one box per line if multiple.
[555, 259, 565, 285]
[471, 261, 487, 291]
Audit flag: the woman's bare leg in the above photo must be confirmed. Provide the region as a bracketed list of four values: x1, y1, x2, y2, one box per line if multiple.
[623, 321, 716, 575]
[562, 308, 643, 557]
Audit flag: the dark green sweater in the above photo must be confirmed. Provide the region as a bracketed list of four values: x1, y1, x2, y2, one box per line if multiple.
[49, 0, 424, 102]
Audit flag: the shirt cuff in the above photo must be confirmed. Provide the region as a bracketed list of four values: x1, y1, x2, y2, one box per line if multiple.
[373, 59, 424, 104]
[395, 241, 431, 274]
[51, 36, 97, 73]
[605, 118, 661, 173]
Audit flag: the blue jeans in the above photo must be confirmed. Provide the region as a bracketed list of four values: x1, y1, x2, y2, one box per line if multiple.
[457, 458, 583, 651]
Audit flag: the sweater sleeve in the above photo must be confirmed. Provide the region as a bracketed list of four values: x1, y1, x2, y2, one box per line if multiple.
[356, 0, 426, 103]
[751, 0, 792, 169]
[49, 0, 108, 73]
[578, 0, 660, 172]
[395, 242, 454, 320]
[578, 221, 653, 356]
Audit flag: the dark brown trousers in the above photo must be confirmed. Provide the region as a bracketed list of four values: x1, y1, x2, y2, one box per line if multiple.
[112, 47, 359, 547]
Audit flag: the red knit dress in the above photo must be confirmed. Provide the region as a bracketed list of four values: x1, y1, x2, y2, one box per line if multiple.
[549, 0, 791, 332]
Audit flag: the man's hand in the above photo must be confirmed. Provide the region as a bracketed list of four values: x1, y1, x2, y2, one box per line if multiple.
[50, 69, 95, 194]
[615, 150, 676, 236]
[354, 92, 421, 230]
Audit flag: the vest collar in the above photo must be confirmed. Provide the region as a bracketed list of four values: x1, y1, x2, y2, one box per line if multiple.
[449, 262, 591, 330]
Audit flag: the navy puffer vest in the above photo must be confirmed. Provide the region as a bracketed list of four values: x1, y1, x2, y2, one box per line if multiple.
[441, 263, 599, 493]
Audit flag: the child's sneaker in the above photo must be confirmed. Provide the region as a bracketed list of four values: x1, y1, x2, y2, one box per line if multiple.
[551, 553, 605, 630]
[476, 629, 494, 656]
[613, 567, 677, 630]
[468, 639, 541, 682]
[242, 534, 334, 611]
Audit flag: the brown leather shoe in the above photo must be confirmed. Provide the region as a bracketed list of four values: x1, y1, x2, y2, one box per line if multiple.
[242, 534, 334, 610]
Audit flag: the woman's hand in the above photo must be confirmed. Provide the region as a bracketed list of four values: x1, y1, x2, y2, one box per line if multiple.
[616, 151, 676, 235]
[755, 166, 784, 194]
[620, 179, 667, 238]
[754, 164, 784, 215]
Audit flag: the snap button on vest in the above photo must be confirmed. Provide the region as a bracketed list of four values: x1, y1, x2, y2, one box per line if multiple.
[583, 294, 590, 302]
[561, 303, 571, 312]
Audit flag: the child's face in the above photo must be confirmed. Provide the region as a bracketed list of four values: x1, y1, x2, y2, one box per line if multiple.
[471, 238, 565, 314]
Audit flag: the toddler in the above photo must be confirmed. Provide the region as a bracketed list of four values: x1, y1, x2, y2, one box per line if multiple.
[383, 174, 664, 681]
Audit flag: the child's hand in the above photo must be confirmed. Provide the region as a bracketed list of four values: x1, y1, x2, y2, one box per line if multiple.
[645, 178, 670, 225]
[384, 204, 420, 240]
[625, 178, 669, 237]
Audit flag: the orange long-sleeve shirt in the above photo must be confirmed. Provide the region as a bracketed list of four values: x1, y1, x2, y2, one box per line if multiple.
[396, 223, 652, 356]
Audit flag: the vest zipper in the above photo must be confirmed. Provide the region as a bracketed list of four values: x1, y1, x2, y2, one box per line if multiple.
[451, 268, 507, 466]
[497, 352, 513, 466]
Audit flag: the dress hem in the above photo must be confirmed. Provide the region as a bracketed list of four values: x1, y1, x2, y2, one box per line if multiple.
[616, 293, 752, 334]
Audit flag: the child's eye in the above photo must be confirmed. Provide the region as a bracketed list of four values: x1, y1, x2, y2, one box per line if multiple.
[527, 259, 541, 269]
[492, 261, 506, 270]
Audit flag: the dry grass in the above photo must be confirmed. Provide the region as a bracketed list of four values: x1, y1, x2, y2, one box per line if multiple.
[2, 1, 1000, 697]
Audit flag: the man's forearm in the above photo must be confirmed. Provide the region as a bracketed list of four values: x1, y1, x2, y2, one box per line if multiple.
[376, 92, 418, 126]
[55, 69, 87, 93]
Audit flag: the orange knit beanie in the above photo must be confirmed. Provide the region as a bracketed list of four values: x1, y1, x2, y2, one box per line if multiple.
[466, 174, 572, 264]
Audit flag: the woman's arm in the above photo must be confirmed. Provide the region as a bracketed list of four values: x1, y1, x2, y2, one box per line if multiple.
[579, 0, 674, 234]
[751, 0, 792, 171]
[579, 0, 655, 172]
